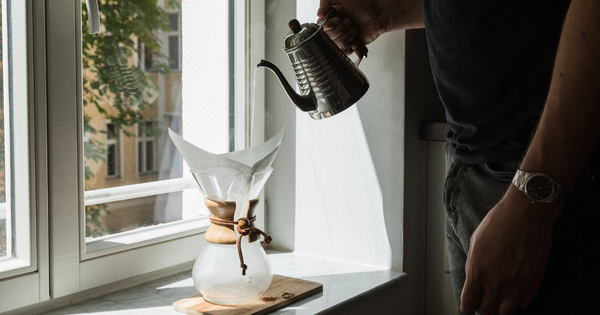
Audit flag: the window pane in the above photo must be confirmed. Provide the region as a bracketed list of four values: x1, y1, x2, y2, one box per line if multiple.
[106, 123, 116, 139]
[145, 121, 153, 137]
[0, 219, 5, 259]
[106, 144, 117, 177]
[137, 141, 143, 173]
[0, 4, 6, 259]
[1, 0, 31, 264]
[168, 13, 178, 31]
[146, 140, 154, 171]
[82, 0, 231, 240]
[168, 35, 179, 70]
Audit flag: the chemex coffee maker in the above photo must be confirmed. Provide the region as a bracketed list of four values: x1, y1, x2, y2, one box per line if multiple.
[258, 9, 370, 120]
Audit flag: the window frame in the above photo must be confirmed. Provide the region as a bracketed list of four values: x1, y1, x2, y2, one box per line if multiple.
[0, 0, 35, 279]
[0, 0, 50, 312]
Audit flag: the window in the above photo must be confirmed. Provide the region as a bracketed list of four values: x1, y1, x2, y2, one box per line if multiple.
[137, 120, 157, 174]
[167, 12, 181, 71]
[105, 122, 121, 178]
[137, 12, 181, 72]
[0, 0, 265, 312]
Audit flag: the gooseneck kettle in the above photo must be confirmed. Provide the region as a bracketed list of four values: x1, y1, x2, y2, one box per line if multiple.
[257, 9, 370, 120]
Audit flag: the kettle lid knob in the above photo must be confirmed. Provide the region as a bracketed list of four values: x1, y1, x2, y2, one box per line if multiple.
[289, 19, 302, 33]
[283, 20, 320, 53]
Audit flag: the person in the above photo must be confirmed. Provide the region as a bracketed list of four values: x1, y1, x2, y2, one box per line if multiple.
[317, 0, 600, 314]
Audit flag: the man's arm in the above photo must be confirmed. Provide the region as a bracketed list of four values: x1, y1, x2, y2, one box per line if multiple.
[520, 0, 600, 190]
[461, 1, 600, 314]
[318, 0, 424, 56]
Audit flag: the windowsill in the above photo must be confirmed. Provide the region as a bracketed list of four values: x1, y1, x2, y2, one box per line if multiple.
[40, 251, 407, 315]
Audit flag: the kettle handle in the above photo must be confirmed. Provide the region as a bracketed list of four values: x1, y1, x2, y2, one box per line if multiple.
[319, 8, 368, 63]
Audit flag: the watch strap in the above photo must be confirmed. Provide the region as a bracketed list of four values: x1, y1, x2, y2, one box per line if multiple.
[512, 169, 570, 204]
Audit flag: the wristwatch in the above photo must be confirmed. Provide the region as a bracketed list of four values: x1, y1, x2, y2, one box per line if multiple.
[512, 169, 570, 204]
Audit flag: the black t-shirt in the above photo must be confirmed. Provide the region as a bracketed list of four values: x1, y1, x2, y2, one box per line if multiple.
[423, 0, 571, 164]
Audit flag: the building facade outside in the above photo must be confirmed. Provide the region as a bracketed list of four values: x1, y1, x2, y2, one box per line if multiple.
[83, 0, 184, 238]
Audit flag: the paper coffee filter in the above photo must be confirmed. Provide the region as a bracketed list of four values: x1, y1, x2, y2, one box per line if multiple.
[168, 126, 286, 175]
[169, 127, 285, 219]
[221, 126, 286, 173]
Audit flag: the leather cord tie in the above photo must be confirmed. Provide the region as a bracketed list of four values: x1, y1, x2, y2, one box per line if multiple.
[209, 216, 272, 276]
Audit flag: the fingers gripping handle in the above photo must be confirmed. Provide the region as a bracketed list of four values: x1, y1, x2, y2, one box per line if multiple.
[319, 7, 369, 63]
[352, 41, 369, 61]
[85, 0, 101, 34]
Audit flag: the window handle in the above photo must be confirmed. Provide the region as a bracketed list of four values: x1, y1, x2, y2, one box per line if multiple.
[85, 0, 101, 34]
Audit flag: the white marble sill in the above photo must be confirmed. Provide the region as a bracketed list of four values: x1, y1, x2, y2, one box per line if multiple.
[41, 251, 407, 315]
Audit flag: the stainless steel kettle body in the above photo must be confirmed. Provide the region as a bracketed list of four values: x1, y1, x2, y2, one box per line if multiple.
[258, 18, 370, 120]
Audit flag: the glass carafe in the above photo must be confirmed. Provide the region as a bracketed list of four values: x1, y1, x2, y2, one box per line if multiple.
[191, 169, 273, 305]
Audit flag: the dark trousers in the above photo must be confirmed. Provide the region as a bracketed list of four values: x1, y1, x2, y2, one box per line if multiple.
[444, 145, 600, 315]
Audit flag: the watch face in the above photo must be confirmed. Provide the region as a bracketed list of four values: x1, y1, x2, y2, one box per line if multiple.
[525, 175, 554, 201]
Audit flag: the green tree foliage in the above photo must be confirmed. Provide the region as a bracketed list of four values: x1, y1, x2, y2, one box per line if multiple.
[82, 0, 180, 237]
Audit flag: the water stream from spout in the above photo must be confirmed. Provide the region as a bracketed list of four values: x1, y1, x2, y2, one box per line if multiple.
[249, 67, 259, 149]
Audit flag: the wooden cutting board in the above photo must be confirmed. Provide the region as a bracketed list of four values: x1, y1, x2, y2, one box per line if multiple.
[173, 274, 323, 315]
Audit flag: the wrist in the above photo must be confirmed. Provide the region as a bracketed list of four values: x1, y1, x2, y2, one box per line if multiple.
[381, 0, 425, 32]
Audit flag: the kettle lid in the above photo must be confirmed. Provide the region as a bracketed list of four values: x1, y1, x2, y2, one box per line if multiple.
[283, 19, 320, 53]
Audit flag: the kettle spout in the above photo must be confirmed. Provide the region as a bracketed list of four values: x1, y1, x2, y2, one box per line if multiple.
[257, 59, 318, 112]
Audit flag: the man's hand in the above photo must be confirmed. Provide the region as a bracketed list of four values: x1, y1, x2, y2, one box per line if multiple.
[461, 186, 562, 315]
[317, 0, 424, 55]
